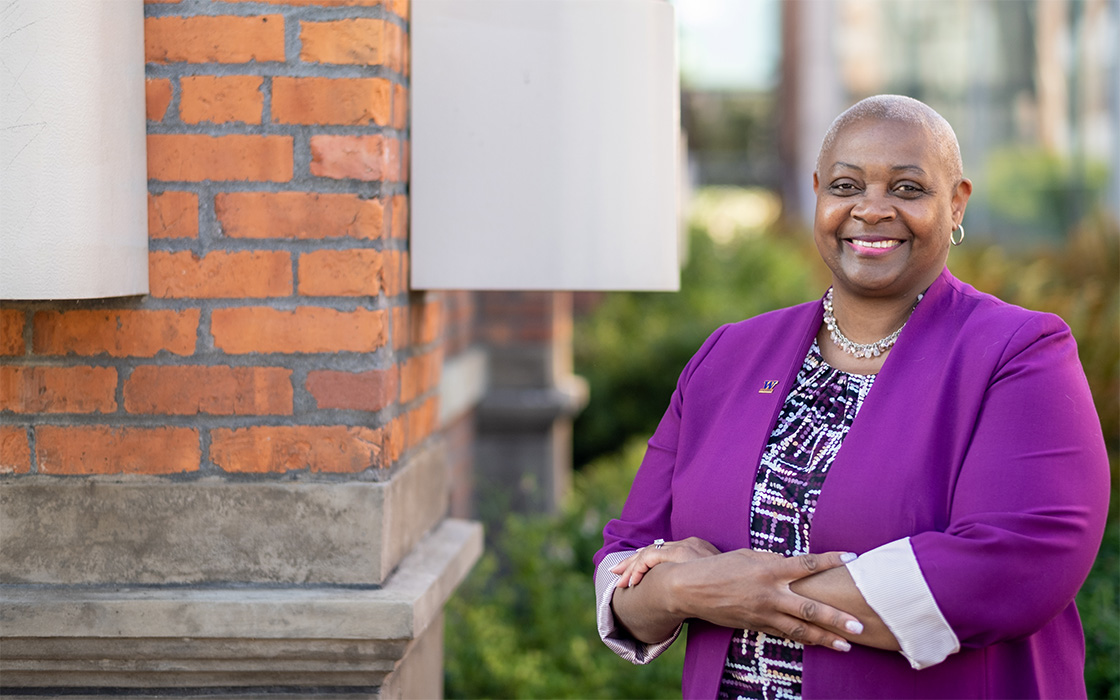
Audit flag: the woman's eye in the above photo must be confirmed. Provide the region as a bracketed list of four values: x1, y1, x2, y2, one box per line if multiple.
[829, 182, 859, 194]
[894, 183, 924, 196]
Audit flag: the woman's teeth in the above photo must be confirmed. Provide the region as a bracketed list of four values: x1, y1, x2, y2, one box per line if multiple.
[851, 239, 899, 249]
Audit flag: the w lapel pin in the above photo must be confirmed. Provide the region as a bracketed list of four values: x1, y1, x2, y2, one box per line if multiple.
[759, 380, 779, 394]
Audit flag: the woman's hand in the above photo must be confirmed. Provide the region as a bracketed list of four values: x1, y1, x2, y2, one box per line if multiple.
[672, 548, 863, 651]
[609, 536, 720, 589]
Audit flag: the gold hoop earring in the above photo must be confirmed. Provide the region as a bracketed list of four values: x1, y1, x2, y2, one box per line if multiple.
[951, 223, 965, 246]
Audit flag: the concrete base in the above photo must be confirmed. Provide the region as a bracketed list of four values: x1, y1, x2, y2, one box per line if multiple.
[0, 448, 449, 586]
[0, 518, 481, 695]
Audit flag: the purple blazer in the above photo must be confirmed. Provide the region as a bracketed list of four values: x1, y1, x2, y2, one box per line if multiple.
[595, 268, 1110, 699]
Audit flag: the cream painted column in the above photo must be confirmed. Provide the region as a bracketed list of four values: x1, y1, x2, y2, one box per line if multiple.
[0, 0, 148, 299]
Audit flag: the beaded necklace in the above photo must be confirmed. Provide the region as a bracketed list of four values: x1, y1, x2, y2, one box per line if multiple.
[822, 287, 922, 359]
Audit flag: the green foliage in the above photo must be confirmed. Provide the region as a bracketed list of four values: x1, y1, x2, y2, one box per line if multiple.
[983, 147, 1111, 238]
[1079, 520, 1120, 700]
[573, 224, 826, 466]
[444, 441, 685, 699]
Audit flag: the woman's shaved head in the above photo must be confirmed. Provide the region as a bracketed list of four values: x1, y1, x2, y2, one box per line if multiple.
[816, 95, 963, 184]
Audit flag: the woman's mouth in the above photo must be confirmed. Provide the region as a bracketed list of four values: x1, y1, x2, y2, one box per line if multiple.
[846, 238, 902, 254]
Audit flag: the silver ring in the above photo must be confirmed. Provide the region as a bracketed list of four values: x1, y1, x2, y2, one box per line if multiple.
[653, 539, 665, 549]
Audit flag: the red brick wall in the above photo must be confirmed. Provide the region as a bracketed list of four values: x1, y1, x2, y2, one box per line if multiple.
[0, 0, 438, 478]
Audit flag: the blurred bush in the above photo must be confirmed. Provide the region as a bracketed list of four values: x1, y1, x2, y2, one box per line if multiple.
[445, 441, 685, 699]
[447, 193, 1118, 698]
[983, 147, 1112, 240]
[572, 217, 827, 467]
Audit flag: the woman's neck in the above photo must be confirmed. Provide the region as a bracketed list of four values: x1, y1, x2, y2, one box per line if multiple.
[818, 286, 923, 375]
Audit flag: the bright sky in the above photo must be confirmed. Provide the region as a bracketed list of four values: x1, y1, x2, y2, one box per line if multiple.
[673, 0, 780, 90]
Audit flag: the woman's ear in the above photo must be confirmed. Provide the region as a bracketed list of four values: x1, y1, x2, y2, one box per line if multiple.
[812, 171, 821, 196]
[952, 178, 973, 222]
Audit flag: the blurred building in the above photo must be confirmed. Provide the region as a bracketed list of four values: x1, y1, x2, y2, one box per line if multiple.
[780, 0, 1120, 243]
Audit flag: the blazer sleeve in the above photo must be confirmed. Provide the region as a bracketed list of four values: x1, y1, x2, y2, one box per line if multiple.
[591, 325, 731, 659]
[910, 312, 1110, 648]
[594, 324, 730, 568]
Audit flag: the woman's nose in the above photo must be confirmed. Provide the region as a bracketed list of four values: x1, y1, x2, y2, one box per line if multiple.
[850, 192, 896, 224]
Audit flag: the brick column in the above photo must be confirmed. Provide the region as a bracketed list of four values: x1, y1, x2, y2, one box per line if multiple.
[473, 291, 588, 519]
[0, 1, 480, 695]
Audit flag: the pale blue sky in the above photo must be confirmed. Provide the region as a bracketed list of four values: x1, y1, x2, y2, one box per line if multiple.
[673, 0, 780, 90]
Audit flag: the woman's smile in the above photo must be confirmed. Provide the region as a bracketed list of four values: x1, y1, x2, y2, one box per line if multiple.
[845, 237, 904, 255]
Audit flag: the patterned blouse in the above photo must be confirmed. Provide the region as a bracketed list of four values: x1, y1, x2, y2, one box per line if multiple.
[718, 340, 875, 700]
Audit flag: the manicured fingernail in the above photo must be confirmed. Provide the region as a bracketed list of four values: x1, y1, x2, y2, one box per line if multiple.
[845, 620, 864, 635]
[840, 552, 857, 563]
[833, 639, 851, 652]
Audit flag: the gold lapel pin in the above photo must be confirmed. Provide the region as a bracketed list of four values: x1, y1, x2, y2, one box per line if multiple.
[759, 380, 779, 394]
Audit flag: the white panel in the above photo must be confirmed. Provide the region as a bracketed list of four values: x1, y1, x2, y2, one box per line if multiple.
[1, 0, 149, 299]
[411, 0, 680, 291]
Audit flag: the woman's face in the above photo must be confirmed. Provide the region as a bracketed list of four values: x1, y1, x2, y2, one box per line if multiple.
[813, 118, 971, 301]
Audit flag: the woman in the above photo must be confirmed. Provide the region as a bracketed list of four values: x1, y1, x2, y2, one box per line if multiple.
[593, 95, 1110, 699]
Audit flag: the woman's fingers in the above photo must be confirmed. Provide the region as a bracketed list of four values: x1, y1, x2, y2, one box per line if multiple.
[609, 537, 721, 589]
[784, 550, 858, 579]
[676, 548, 864, 648]
[779, 551, 864, 637]
[761, 614, 853, 652]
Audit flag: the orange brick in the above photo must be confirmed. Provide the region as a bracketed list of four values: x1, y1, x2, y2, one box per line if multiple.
[391, 306, 407, 351]
[391, 83, 408, 129]
[1, 309, 25, 355]
[210, 425, 385, 473]
[400, 349, 442, 403]
[310, 135, 398, 181]
[306, 367, 398, 411]
[149, 250, 292, 299]
[36, 426, 200, 475]
[226, 0, 381, 4]
[146, 78, 172, 121]
[211, 307, 386, 354]
[390, 194, 408, 239]
[272, 77, 391, 126]
[413, 299, 442, 345]
[391, 299, 441, 351]
[148, 134, 293, 182]
[406, 396, 438, 448]
[0, 366, 118, 414]
[145, 15, 285, 63]
[148, 191, 199, 239]
[382, 415, 405, 465]
[298, 249, 383, 297]
[383, 21, 405, 74]
[124, 365, 293, 415]
[389, 0, 409, 21]
[33, 309, 199, 357]
[0, 426, 31, 474]
[180, 75, 264, 124]
[381, 249, 407, 296]
[216, 192, 386, 240]
[300, 19, 391, 65]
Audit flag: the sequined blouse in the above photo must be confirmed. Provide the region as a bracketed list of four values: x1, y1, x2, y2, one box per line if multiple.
[718, 340, 875, 700]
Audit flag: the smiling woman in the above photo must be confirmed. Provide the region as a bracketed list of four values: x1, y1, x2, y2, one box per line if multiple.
[593, 95, 1110, 699]
[811, 102, 972, 374]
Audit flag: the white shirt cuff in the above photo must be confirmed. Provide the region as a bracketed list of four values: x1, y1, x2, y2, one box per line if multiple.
[846, 537, 960, 669]
[594, 550, 682, 664]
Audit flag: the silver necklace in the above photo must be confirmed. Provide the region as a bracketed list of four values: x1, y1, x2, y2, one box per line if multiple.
[822, 287, 921, 359]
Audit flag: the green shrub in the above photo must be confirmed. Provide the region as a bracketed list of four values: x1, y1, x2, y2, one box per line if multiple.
[1079, 520, 1120, 700]
[573, 223, 826, 466]
[445, 441, 685, 699]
